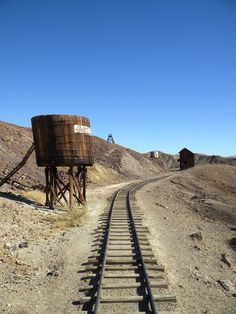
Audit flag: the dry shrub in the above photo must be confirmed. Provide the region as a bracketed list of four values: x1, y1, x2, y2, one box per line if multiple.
[24, 189, 45, 204]
[0, 198, 8, 208]
[45, 205, 87, 229]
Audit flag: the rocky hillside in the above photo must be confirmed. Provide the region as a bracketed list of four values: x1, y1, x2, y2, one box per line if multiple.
[145, 150, 236, 170]
[0, 121, 162, 189]
[0, 121, 43, 189]
[144, 151, 179, 170]
[0, 120, 235, 190]
[136, 164, 236, 313]
[89, 136, 163, 184]
[195, 153, 236, 166]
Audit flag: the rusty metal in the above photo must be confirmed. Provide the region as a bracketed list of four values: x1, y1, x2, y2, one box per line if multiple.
[128, 185, 157, 314]
[77, 176, 177, 312]
[94, 189, 120, 314]
[93, 183, 159, 313]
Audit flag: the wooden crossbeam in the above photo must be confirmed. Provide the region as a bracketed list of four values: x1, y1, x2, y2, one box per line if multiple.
[0, 143, 35, 188]
[45, 165, 87, 209]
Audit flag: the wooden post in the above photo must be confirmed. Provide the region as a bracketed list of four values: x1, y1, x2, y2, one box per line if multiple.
[45, 166, 49, 207]
[69, 166, 74, 209]
[83, 165, 87, 201]
[53, 167, 58, 198]
[44, 165, 87, 210]
[49, 166, 54, 209]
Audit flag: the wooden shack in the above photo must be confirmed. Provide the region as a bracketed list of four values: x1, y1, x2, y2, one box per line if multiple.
[179, 148, 194, 170]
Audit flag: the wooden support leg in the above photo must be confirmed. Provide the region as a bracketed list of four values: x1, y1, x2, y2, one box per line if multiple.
[69, 166, 74, 209]
[83, 166, 87, 202]
[76, 166, 86, 205]
[49, 166, 55, 210]
[45, 165, 88, 210]
[45, 166, 50, 207]
[53, 167, 58, 199]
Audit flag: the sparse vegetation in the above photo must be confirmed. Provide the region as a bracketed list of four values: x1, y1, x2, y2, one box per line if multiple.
[45, 204, 88, 229]
[0, 199, 8, 208]
[24, 189, 45, 204]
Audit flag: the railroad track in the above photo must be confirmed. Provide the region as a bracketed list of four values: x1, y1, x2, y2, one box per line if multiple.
[79, 179, 179, 313]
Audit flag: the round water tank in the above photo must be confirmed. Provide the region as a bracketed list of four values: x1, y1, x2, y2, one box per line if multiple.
[31, 115, 94, 167]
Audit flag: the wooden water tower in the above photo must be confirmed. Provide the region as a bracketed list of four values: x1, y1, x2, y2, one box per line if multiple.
[31, 115, 94, 209]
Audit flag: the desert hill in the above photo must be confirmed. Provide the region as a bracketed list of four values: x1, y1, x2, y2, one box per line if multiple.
[0, 121, 236, 313]
[145, 150, 236, 170]
[168, 163, 236, 224]
[195, 153, 236, 167]
[136, 163, 236, 313]
[0, 121, 43, 188]
[0, 120, 235, 190]
[0, 121, 162, 189]
[143, 151, 179, 170]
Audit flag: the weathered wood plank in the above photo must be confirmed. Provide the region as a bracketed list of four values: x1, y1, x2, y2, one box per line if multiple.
[102, 281, 168, 289]
[79, 294, 177, 303]
[79, 264, 164, 271]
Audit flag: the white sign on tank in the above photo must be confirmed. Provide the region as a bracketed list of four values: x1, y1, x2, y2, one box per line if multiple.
[74, 125, 92, 135]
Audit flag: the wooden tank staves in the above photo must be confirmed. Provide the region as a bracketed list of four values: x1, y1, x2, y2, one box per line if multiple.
[31, 114, 94, 167]
[31, 114, 94, 209]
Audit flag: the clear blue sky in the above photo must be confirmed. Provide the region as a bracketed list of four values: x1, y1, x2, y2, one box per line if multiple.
[0, 0, 235, 156]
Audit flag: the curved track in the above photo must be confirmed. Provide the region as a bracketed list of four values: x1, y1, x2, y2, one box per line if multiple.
[79, 179, 178, 313]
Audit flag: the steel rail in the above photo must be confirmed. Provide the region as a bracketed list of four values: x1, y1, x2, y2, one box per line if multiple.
[93, 177, 167, 313]
[128, 185, 158, 314]
[93, 188, 121, 314]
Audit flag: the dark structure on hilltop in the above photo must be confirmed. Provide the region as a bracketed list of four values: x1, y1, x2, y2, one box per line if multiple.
[149, 151, 159, 159]
[107, 134, 115, 144]
[178, 148, 195, 170]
